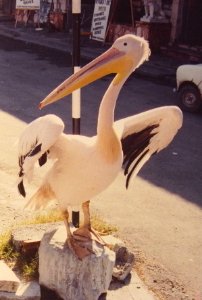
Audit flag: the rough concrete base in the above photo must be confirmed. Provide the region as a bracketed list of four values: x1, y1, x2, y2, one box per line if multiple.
[0, 281, 40, 300]
[12, 222, 62, 251]
[0, 223, 157, 300]
[0, 261, 20, 293]
[39, 226, 115, 300]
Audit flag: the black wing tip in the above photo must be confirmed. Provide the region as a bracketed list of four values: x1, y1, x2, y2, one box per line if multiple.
[125, 181, 129, 189]
[18, 169, 24, 177]
[122, 124, 159, 187]
[29, 143, 42, 157]
[38, 152, 48, 167]
[18, 180, 26, 197]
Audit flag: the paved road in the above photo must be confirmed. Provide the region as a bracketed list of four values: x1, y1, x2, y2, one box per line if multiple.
[0, 36, 201, 300]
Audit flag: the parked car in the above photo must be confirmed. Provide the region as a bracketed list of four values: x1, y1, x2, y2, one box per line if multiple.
[176, 64, 202, 112]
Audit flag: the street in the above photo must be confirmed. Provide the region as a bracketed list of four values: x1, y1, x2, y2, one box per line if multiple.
[0, 36, 202, 300]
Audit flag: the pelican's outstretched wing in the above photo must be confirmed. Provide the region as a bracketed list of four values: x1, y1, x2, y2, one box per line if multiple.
[17, 114, 64, 197]
[114, 106, 183, 188]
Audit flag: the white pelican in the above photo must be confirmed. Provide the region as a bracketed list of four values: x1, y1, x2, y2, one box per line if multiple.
[17, 34, 183, 258]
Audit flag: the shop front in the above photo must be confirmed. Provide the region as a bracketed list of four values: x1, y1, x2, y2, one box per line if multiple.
[11, 0, 93, 32]
[13, 0, 69, 30]
[91, 0, 202, 52]
[1, 0, 201, 52]
[0, 0, 15, 18]
[103, 0, 173, 52]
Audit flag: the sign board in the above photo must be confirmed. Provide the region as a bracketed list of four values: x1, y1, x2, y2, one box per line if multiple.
[16, 0, 40, 10]
[91, 0, 112, 42]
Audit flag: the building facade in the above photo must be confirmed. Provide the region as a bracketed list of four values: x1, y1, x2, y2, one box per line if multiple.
[0, 0, 201, 48]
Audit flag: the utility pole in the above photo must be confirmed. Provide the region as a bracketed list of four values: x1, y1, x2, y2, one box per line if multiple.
[72, 0, 81, 228]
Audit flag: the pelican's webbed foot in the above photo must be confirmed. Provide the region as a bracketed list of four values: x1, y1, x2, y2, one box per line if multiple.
[62, 209, 94, 259]
[73, 226, 105, 245]
[66, 236, 94, 260]
[67, 226, 105, 259]
[62, 201, 106, 259]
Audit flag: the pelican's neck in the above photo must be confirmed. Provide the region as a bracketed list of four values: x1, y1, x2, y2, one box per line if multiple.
[96, 74, 128, 162]
[97, 74, 127, 136]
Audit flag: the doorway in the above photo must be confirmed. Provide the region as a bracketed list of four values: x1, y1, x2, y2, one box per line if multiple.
[180, 0, 202, 45]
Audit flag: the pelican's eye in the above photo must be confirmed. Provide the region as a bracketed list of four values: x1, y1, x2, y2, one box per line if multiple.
[123, 42, 127, 46]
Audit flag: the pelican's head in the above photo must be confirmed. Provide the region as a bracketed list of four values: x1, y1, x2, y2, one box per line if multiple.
[39, 34, 150, 109]
[112, 34, 150, 71]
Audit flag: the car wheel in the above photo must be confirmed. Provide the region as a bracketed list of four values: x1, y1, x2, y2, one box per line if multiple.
[178, 84, 202, 113]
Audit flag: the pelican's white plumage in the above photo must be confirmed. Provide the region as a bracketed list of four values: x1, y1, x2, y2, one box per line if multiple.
[18, 114, 64, 187]
[114, 105, 182, 187]
[17, 34, 183, 258]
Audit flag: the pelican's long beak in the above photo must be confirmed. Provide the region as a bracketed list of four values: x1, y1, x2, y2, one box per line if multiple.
[39, 47, 131, 109]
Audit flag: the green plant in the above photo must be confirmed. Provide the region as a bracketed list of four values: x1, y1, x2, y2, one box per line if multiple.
[0, 230, 19, 262]
[91, 214, 117, 235]
[0, 230, 38, 280]
[20, 252, 39, 280]
[0, 210, 117, 281]
[19, 209, 63, 226]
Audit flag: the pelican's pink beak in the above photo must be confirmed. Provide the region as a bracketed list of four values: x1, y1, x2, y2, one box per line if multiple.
[39, 47, 129, 109]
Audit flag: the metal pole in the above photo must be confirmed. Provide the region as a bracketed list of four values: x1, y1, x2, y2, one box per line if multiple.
[72, 0, 81, 228]
[72, 0, 81, 134]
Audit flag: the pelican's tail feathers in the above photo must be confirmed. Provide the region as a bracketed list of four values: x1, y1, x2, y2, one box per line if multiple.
[24, 184, 55, 211]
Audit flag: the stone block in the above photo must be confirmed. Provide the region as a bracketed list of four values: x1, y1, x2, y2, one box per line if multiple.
[112, 246, 135, 281]
[0, 281, 40, 300]
[102, 236, 135, 281]
[39, 226, 116, 300]
[102, 235, 125, 250]
[12, 222, 62, 251]
[0, 260, 20, 293]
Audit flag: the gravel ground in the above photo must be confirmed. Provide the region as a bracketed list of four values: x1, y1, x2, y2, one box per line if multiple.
[0, 203, 31, 234]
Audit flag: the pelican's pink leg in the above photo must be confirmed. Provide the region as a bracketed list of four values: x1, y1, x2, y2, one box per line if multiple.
[73, 201, 105, 245]
[62, 209, 93, 259]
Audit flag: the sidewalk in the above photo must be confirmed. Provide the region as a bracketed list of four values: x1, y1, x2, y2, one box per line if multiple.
[0, 19, 181, 87]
